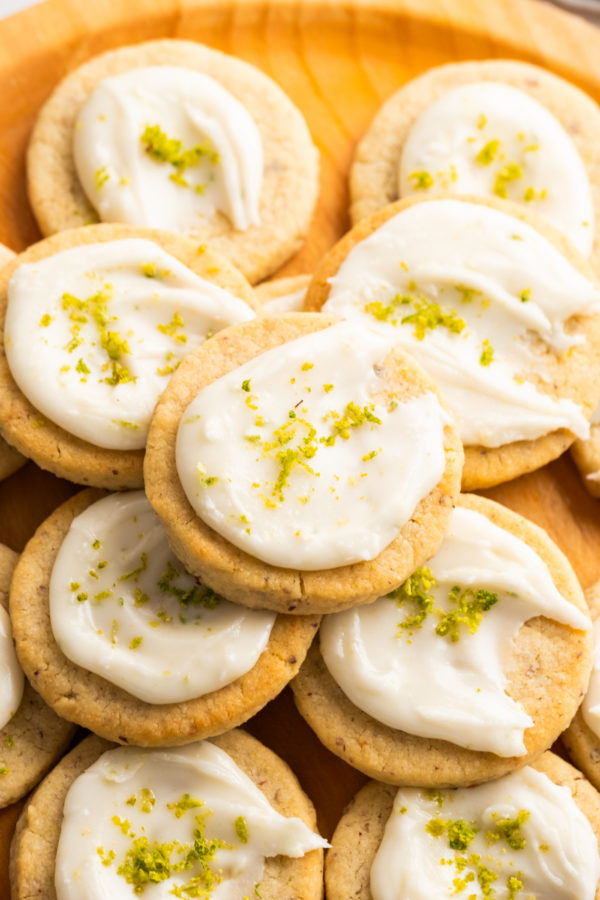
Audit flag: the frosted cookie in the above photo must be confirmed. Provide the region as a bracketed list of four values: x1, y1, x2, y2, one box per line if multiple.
[562, 579, 600, 788]
[27, 39, 319, 285]
[144, 313, 463, 615]
[305, 195, 600, 490]
[572, 404, 600, 497]
[10, 729, 326, 899]
[9, 488, 319, 746]
[0, 543, 75, 808]
[350, 59, 600, 261]
[255, 274, 311, 314]
[292, 493, 591, 786]
[325, 751, 600, 900]
[0, 224, 257, 489]
[0, 243, 26, 480]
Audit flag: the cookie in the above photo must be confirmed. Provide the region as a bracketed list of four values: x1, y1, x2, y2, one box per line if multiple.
[0, 223, 257, 489]
[0, 243, 26, 480]
[572, 413, 600, 498]
[255, 274, 312, 314]
[562, 579, 600, 788]
[324, 751, 600, 900]
[0, 543, 75, 809]
[27, 39, 319, 285]
[144, 313, 463, 615]
[10, 730, 325, 899]
[9, 488, 320, 746]
[292, 493, 591, 786]
[350, 59, 600, 262]
[304, 194, 600, 490]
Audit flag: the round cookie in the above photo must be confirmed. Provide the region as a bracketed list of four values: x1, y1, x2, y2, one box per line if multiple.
[0, 243, 26, 480]
[350, 59, 600, 262]
[255, 273, 312, 314]
[304, 194, 600, 491]
[324, 751, 600, 900]
[10, 729, 325, 900]
[0, 223, 258, 489]
[572, 418, 600, 498]
[144, 312, 463, 615]
[27, 39, 319, 285]
[9, 488, 320, 746]
[0, 543, 76, 809]
[563, 579, 600, 787]
[291, 493, 592, 787]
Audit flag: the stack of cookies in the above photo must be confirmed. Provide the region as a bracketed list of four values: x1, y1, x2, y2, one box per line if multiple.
[2, 36, 600, 900]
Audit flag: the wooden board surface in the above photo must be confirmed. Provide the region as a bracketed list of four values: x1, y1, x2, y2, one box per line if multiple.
[2, 0, 600, 890]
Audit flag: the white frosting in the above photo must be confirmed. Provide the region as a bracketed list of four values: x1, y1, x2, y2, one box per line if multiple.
[49, 492, 276, 704]
[321, 505, 590, 756]
[582, 618, 600, 738]
[371, 766, 600, 900]
[323, 199, 600, 447]
[55, 741, 327, 899]
[176, 320, 450, 570]
[5, 239, 254, 450]
[400, 82, 594, 256]
[74, 66, 263, 233]
[262, 287, 307, 314]
[0, 605, 24, 730]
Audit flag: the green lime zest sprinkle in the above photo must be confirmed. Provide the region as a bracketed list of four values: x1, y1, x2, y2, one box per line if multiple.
[401, 299, 466, 340]
[479, 339, 494, 366]
[425, 817, 479, 852]
[323, 383, 334, 393]
[0, 766, 8, 775]
[507, 874, 524, 899]
[331, 401, 381, 440]
[200, 475, 219, 487]
[234, 816, 249, 844]
[158, 561, 221, 609]
[454, 284, 482, 304]
[167, 794, 204, 818]
[475, 139, 501, 165]
[241, 379, 251, 392]
[119, 552, 148, 583]
[76, 358, 90, 374]
[493, 163, 523, 198]
[157, 312, 187, 344]
[76, 592, 88, 603]
[95, 166, 110, 189]
[301, 362, 314, 371]
[520, 288, 531, 303]
[486, 809, 530, 850]
[140, 788, 156, 814]
[140, 124, 218, 190]
[364, 293, 412, 325]
[39, 313, 52, 327]
[477, 113, 487, 129]
[4, 734, 13, 747]
[409, 170, 434, 190]
[391, 567, 436, 632]
[129, 636, 143, 650]
[435, 586, 498, 642]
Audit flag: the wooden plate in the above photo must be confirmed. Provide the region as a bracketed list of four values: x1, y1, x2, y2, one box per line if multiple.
[2, 0, 600, 891]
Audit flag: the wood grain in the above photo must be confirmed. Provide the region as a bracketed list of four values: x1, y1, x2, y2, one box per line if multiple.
[2, 0, 600, 892]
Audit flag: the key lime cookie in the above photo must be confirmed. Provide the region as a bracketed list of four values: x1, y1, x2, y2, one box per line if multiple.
[563, 579, 600, 789]
[0, 242, 26, 480]
[292, 494, 591, 786]
[0, 223, 258, 489]
[305, 195, 600, 490]
[144, 313, 463, 615]
[27, 39, 319, 285]
[350, 59, 600, 262]
[10, 729, 327, 900]
[0, 543, 76, 809]
[255, 274, 312, 314]
[9, 488, 319, 746]
[324, 751, 600, 900]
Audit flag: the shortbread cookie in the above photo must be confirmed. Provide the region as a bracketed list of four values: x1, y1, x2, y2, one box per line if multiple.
[350, 59, 600, 262]
[10, 729, 326, 899]
[572, 410, 600, 498]
[292, 493, 591, 786]
[9, 488, 320, 746]
[305, 194, 600, 490]
[27, 39, 319, 285]
[255, 274, 312, 314]
[0, 243, 26, 480]
[0, 543, 75, 809]
[325, 751, 600, 900]
[562, 579, 600, 788]
[144, 313, 463, 615]
[0, 223, 257, 489]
